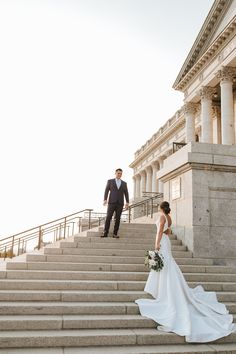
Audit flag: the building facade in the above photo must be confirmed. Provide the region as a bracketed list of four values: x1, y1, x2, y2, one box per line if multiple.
[130, 0, 236, 200]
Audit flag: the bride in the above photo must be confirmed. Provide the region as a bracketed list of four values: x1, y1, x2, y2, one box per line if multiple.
[135, 201, 236, 343]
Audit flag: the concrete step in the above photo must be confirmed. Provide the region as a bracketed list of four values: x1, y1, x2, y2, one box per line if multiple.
[73, 236, 167, 244]
[6, 270, 148, 281]
[0, 290, 235, 305]
[26, 252, 193, 264]
[188, 282, 236, 292]
[0, 301, 139, 315]
[1, 278, 235, 292]
[1, 343, 236, 353]
[0, 290, 186, 303]
[99, 224, 157, 231]
[43, 246, 187, 256]
[7, 258, 216, 274]
[6, 261, 236, 275]
[59, 239, 183, 249]
[5, 270, 236, 283]
[0, 300, 235, 316]
[0, 279, 149, 291]
[0, 314, 156, 331]
[0, 328, 235, 348]
[84, 233, 176, 240]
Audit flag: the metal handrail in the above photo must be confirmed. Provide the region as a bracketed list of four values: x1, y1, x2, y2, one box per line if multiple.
[127, 192, 163, 222]
[0, 208, 95, 260]
[0, 193, 163, 260]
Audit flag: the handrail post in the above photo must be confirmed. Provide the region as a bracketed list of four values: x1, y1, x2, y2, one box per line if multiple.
[151, 198, 153, 218]
[88, 210, 92, 229]
[63, 217, 67, 239]
[11, 235, 15, 258]
[128, 207, 131, 223]
[38, 226, 42, 250]
[17, 238, 21, 256]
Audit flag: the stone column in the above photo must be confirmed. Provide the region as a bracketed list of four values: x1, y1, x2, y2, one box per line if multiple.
[184, 102, 196, 143]
[157, 159, 164, 193]
[199, 86, 214, 143]
[136, 174, 141, 198]
[140, 171, 146, 197]
[212, 105, 221, 144]
[217, 67, 236, 145]
[146, 167, 152, 193]
[151, 162, 158, 193]
[132, 176, 137, 199]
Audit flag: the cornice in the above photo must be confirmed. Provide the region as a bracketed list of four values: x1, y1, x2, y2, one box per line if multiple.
[159, 162, 236, 183]
[129, 114, 185, 168]
[173, 0, 232, 89]
[173, 4, 236, 91]
[174, 16, 236, 92]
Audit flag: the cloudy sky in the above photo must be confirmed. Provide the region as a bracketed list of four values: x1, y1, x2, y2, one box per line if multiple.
[0, 0, 214, 236]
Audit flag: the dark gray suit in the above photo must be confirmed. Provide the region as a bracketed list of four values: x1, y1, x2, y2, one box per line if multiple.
[103, 179, 129, 236]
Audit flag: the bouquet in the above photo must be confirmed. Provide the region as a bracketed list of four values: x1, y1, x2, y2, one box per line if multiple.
[144, 250, 164, 272]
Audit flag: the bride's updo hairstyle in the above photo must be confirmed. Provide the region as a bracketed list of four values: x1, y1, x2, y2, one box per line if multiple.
[160, 201, 171, 215]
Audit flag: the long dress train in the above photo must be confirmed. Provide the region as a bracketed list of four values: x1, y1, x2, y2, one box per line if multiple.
[135, 215, 236, 343]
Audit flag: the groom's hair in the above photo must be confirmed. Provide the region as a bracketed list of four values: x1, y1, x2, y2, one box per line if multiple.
[116, 168, 123, 172]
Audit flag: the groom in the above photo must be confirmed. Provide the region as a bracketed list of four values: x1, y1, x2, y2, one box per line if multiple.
[101, 168, 129, 238]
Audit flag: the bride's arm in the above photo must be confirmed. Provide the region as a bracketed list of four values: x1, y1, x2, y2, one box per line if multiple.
[155, 215, 165, 251]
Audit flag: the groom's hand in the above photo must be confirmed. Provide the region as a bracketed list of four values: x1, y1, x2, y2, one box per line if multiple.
[103, 200, 107, 206]
[124, 203, 129, 210]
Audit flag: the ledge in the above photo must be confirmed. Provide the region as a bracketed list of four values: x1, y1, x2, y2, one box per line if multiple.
[156, 142, 236, 180]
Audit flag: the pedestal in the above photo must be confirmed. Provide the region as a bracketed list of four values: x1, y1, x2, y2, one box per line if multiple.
[156, 142, 236, 265]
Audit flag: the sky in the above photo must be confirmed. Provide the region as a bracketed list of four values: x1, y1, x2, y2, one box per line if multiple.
[0, 0, 214, 237]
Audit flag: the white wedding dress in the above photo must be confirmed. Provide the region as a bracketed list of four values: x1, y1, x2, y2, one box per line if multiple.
[135, 214, 236, 343]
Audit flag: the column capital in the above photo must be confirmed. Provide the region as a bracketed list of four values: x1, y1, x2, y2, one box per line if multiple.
[145, 165, 152, 172]
[183, 102, 199, 115]
[216, 66, 236, 83]
[199, 86, 215, 100]
[140, 169, 146, 176]
[151, 161, 159, 169]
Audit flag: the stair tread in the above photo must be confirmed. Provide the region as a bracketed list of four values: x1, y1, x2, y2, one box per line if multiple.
[0, 314, 150, 320]
[6, 269, 236, 276]
[54, 343, 236, 354]
[0, 289, 235, 294]
[0, 328, 235, 338]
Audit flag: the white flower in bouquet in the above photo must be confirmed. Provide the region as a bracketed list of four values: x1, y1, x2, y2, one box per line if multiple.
[148, 251, 155, 258]
[149, 259, 156, 267]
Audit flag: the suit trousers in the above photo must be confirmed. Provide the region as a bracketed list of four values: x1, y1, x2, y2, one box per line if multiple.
[104, 202, 123, 235]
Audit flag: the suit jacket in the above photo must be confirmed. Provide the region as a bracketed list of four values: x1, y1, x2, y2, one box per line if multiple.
[104, 179, 129, 205]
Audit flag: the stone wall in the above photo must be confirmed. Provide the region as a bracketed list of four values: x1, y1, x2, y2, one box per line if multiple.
[157, 142, 236, 265]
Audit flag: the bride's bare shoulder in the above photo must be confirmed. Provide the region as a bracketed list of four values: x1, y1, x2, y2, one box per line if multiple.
[159, 214, 166, 224]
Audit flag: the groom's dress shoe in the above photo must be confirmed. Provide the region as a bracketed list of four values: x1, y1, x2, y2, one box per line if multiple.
[101, 233, 108, 238]
[113, 234, 119, 238]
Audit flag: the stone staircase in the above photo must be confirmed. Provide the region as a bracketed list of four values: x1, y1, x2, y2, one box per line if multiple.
[0, 222, 236, 353]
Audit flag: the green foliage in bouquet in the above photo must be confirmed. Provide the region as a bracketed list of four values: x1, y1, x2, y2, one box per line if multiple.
[144, 250, 164, 272]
